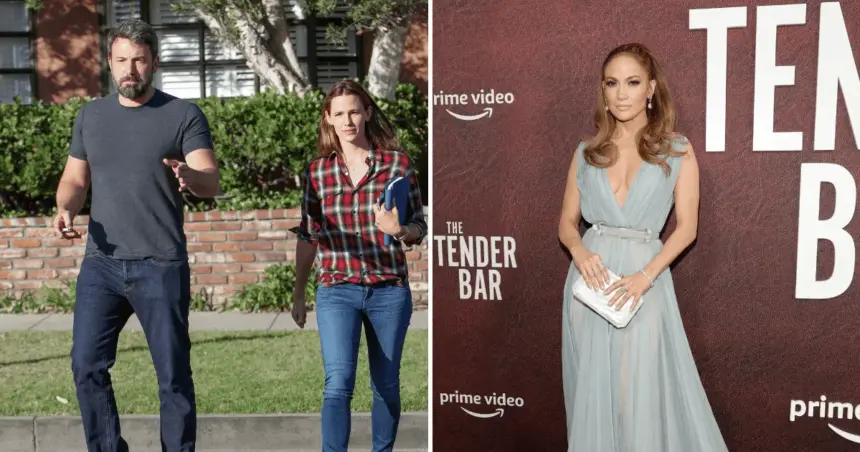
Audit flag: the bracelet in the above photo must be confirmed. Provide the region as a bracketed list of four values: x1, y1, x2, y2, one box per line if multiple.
[639, 269, 655, 287]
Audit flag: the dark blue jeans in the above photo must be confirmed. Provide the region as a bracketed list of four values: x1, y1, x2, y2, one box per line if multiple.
[316, 282, 413, 452]
[71, 251, 196, 452]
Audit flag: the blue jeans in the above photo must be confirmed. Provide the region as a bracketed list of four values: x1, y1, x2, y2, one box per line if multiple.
[316, 282, 413, 452]
[70, 251, 196, 452]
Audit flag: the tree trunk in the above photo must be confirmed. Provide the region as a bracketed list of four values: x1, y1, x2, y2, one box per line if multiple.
[366, 23, 409, 100]
[192, 2, 312, 96]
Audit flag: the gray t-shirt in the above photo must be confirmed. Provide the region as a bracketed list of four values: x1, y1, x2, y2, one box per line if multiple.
[68, 90, 214, 260]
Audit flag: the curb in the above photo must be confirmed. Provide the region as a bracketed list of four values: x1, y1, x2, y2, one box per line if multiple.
[0, 412, 427, 452]
[0, 311, 429, 332]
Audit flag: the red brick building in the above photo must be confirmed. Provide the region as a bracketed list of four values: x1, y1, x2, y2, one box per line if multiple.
[0, 0, 428, 104]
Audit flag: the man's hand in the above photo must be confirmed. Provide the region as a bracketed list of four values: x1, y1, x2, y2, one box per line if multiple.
[163, 158, 195, 192]
[53, 209, 82, 240]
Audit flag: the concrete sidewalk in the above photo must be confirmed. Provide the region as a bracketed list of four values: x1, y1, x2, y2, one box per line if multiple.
[0, 412, 428, 451]
[0, 310, 428, 332]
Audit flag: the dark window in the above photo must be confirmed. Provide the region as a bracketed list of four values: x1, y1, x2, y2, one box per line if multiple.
[0, 0, 36, 104]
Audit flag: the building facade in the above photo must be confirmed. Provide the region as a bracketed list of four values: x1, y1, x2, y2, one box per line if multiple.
[0, 0, 428, 104]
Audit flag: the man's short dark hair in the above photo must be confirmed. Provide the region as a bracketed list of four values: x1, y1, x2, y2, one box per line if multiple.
[107, 19, 159, 59]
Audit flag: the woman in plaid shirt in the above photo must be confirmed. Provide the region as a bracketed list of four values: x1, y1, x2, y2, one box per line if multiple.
[289, 80, 427, 452]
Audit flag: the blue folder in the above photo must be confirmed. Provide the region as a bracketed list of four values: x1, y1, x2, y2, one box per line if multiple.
[379, 170, 412, 245]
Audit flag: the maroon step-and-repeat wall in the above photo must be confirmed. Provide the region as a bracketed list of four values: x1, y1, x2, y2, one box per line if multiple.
[432, 1, 860, 450]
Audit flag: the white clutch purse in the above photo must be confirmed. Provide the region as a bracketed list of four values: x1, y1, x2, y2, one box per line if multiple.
[572, 269, 644, 328]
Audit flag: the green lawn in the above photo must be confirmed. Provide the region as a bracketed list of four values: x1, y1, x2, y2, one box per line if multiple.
[0, 330, 427, 416]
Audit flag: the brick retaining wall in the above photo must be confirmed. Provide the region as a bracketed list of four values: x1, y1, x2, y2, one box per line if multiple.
[0, 208, 429, 308]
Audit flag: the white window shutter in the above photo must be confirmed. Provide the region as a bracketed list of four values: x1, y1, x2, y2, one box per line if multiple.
[153, 68, 200, 99]
[315, 24, 358, 91]
[204, 30, 241, 61]
[158, 29, 199, 62]
[316, 61, 357, 91]
[281, 0, 306, 21]
[109, 0, 142, 24]
[206, 66, 256, 97]
[151, 0, 197, 24]
[315, 27, 356, 57]
[150, 0, 200, 98]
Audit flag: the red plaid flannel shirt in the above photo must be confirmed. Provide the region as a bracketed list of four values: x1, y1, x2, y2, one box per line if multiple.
[290, 148, 427, 286]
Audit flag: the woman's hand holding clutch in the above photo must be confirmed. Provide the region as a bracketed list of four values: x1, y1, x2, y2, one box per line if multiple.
[604, 271, 653, 312]
[570, 245, 609, 290]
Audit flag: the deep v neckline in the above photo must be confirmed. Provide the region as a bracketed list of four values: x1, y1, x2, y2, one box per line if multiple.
[604, 160, 645, 211]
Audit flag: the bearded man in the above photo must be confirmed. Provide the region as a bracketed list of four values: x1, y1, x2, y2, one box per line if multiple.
[53, 18, 219, 452]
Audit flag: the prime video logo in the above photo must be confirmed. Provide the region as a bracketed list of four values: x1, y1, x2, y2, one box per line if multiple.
[439, 390, 525, 419]
[790, 396, 860, 443]
[432, 89, 515, 121]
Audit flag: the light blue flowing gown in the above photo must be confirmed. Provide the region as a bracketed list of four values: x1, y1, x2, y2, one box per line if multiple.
[562, 137, 729, 452]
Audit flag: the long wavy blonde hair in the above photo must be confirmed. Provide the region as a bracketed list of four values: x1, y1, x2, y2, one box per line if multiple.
[584, 43, 685, 174]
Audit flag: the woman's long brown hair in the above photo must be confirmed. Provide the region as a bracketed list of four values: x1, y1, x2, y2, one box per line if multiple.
[585, 43, 685, 174]
[317, 80, 399, 158]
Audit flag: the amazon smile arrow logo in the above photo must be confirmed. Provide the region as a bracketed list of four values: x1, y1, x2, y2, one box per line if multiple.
[446, 108, 493, 121]
[433, 89, 516, 122]
[790, 397, 860, 444]
[829, 424, 860, 444]
[460, 407, 504, 419]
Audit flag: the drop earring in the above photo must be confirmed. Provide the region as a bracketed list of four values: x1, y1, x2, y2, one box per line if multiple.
[604, 104, 609, 111]
[647, 96, 652, 109]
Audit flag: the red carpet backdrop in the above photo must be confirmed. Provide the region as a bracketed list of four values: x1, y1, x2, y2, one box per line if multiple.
[431, 1, 860, 451]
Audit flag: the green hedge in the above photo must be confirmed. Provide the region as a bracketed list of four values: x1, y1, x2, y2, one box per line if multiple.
[0, 83, 427, 218]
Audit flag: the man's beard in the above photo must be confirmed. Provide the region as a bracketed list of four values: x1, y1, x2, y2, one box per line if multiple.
[114, 72, 152, 99]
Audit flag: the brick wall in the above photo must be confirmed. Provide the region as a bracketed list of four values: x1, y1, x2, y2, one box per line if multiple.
[0, 208, 429, 308]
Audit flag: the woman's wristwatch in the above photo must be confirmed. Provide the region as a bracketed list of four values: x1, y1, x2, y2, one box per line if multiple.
[394, 225, 410, 241]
